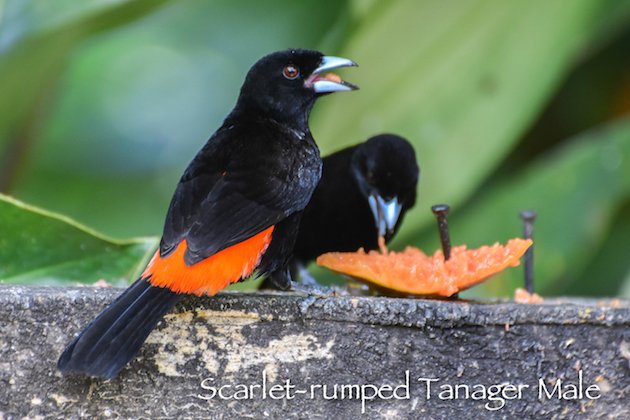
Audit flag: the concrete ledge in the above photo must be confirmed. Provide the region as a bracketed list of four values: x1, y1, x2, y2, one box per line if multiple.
[1, 285, 629, 418]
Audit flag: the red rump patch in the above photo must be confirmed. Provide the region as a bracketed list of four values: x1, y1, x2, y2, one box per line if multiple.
[143, 226, 274, 296]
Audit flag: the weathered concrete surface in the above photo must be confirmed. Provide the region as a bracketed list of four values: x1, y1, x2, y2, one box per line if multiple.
[1, 285, 629, 419]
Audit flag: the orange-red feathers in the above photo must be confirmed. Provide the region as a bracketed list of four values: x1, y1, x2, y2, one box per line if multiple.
[143, 226, 274, 296]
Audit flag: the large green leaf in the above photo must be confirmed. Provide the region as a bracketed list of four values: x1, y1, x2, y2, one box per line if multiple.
[312, 0, 629, 243]
[0, 0, 129, 51]
[570, 200, 630, 296]
[435, 118, 630, 297]
[0, 194, 157, 285]
[0, 0, 171, 149]
[620, 269, 630, 298]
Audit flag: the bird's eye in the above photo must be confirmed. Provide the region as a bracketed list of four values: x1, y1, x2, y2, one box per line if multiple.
[283, 65, 300, 80]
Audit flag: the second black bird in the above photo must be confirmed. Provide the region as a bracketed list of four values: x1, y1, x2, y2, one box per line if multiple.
[291, 134, 420, 273]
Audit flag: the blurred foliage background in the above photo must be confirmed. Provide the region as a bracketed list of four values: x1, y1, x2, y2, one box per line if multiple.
[1, 0, 629, 297]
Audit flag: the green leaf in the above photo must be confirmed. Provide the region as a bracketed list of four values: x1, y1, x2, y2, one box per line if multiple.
[0, 0, 130, 50]
[435, 117, 630, 297]
[620, 269, 630, 298]
[566, 200, 630, 296]
[0, 0, 172, 149]
[0, 193, 157, 285]
[312, 0, 628, 242]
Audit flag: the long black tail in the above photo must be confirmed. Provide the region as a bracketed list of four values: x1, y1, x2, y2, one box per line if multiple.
[58, 278, 182, 379]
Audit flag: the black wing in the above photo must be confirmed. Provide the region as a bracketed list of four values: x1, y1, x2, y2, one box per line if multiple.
[160, 123, 320, 265]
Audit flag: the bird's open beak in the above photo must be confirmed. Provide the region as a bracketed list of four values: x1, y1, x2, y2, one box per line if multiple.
[368, 194, 403, 239]
[306, 56, 358, 93]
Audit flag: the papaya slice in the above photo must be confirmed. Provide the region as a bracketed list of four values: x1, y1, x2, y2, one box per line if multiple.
[316, 238, 533, 297]
[514, 287, 544, 304]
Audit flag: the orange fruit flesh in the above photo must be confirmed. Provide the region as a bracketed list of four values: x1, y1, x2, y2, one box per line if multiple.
[316, 238, 533, 297]
[323, 72, 342, 83]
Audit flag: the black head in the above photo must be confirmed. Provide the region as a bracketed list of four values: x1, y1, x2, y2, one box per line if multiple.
[232, 49, 357, 129]
[350, 134, 420, 238]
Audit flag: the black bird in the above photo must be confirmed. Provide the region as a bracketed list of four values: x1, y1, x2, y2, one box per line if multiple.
[57, 49, 357, 379]
[291, 134, 419, 270]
